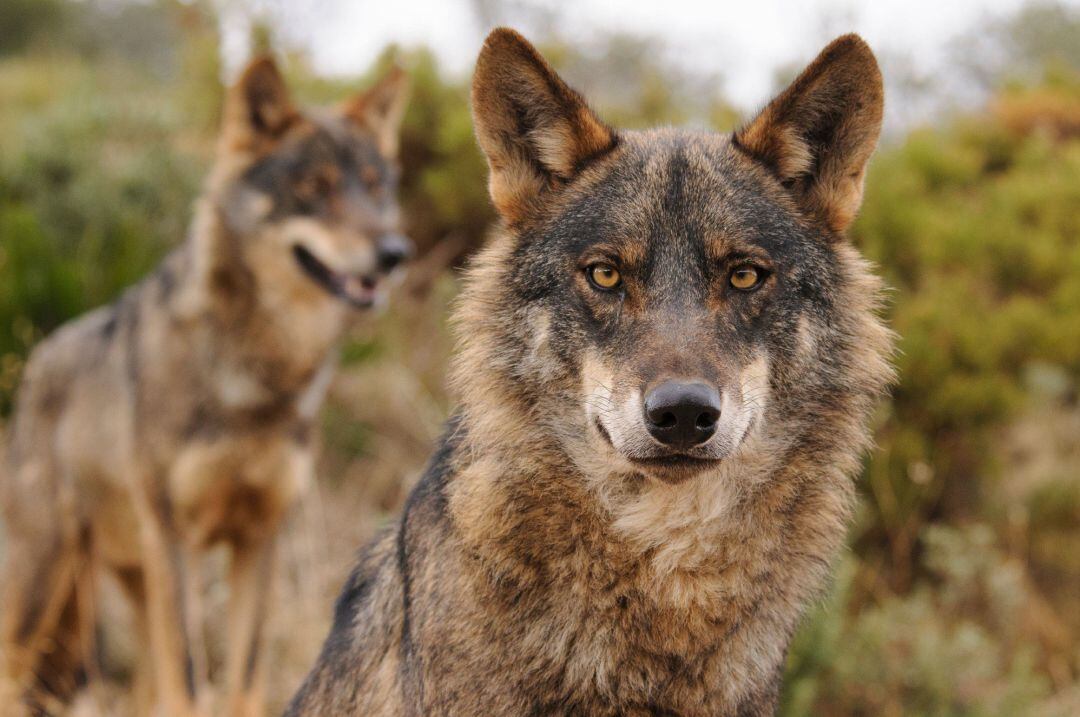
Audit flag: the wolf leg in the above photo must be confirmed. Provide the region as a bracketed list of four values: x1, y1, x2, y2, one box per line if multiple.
[223, 535, 276, 717]
[182, 547, 209, 705]
[135, 507, 204, 717]
[35, 554, 98, 707]
[0, 526, 85, 716]
[114, 567, 156, 717]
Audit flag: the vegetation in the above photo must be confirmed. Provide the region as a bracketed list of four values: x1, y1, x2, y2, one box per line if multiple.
[0, 1, 1076, 714]
[781, 72, 1080, 715]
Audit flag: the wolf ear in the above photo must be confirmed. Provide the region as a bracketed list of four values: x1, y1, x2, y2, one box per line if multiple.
[346, 65, 410, 157]
[734, 34, 883, 235]
[223, 56, 298, 150]
[472, 28, 617, 224]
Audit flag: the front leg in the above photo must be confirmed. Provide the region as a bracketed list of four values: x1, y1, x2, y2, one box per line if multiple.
[135, 498, 204, 717]
[224, 534, 276, 717]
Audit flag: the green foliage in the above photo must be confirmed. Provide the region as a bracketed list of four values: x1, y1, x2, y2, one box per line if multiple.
[955, 1, 1080, 90]
[852, 86, 1080, 566]
[396, 49, 494, 254]
[783, 537, 1056, 717]
[0, 55, 205, 412]
[0, 0, 67, 57]
[780, 76, 1080, 715]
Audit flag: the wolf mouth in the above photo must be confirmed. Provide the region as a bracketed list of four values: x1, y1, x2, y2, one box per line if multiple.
[628, 455, 719, 469]
[626, 453, 721, 484]
[594, 417, 721, 480]
[293, 244, 380, 308]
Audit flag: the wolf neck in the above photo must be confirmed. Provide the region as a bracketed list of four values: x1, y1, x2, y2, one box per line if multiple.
[171, 199, 347, 404]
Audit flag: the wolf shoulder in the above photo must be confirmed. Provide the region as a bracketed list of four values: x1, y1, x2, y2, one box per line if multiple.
[285, 417, 463, 716]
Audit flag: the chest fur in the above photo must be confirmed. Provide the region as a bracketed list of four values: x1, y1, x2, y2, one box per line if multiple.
[521, 549, 786, 711]
[169, 431, 312, 547]
[437, 461, 838, 714]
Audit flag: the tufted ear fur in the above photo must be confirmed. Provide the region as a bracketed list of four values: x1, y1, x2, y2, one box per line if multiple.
[735, 34, 884, 235]
[471, 28, 617, 225]
[221, 56, 299, 152]
[345, 65, 410, 157]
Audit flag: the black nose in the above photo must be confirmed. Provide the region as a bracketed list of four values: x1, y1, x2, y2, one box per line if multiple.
[643, 381, 722, 449]
[375, 233, 413, 273]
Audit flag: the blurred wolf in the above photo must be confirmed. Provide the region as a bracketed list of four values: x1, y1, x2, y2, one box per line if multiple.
[0, 57, 410, 716]
[288, 28, 892, 717]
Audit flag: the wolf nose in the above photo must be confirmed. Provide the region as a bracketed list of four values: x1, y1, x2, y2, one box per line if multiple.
[643, 381, 721, 449]
[375, 233, 413, 273]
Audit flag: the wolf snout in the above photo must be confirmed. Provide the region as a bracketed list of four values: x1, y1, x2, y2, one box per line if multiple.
[643, 380, 722, 449]
[375, 232, 413, 273]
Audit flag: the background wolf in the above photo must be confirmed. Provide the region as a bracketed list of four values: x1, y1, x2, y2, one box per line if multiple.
[287, 27, 893, 717]
[0, 56, 409, 716]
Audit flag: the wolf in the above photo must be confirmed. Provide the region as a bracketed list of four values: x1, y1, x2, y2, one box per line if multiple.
[286, 28, 892, 717]
[0, 56, 410, 716]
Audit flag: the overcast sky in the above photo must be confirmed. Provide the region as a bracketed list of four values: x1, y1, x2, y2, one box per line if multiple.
[219, 0, 1077, 115]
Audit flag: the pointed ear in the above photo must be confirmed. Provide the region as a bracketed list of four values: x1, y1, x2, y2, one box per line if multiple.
[471, 28, 617, 224]
[345, 65, 410, 157]
[222, 56, 299, 150]
[734, 34, 883, 235]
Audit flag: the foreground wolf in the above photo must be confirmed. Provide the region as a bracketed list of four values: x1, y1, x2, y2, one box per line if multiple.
[288, 29, 892, 716]
[0, 57, 409, 716]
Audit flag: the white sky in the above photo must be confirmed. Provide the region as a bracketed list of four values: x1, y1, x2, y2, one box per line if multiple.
[219, 0, 1077, 112]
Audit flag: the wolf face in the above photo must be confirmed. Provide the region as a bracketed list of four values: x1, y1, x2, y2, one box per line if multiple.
[467, 30, 885, 486]
[210, 58, 411, 310]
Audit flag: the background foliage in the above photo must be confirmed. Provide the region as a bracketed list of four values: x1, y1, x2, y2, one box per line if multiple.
[0, 1, 1077, 714]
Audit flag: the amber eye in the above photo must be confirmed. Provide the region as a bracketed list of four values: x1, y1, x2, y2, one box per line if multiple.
[587, 263, 622, 291]
[729, 265, 764, 291]
[297, 169, 340, 202]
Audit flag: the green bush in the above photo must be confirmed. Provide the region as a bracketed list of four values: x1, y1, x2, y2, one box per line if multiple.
[781, 76, 1080, 714]
[0, 56, 204, 412]
[852, 84, 1080, 568]
[783, 527, 1059, 717]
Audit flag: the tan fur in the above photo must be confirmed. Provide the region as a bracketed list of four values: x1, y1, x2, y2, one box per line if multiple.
[735, 34, 884, 233]
[1, 57, 409, 716]
[471, 28, 617, 225]
[344, 66, 411, 157]
[288, 30, 893, 717]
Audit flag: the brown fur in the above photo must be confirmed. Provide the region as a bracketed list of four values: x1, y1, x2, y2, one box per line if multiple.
[733, 34, 884, 233]
[0, 57, 409, 716]
[288, 29, 892, 716]
[470, 29, 617, 225]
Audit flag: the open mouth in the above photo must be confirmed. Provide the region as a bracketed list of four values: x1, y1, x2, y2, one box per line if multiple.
[293, 244, 380, 309]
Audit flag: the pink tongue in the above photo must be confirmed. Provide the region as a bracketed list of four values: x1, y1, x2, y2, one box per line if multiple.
[343, 276, 372, 298]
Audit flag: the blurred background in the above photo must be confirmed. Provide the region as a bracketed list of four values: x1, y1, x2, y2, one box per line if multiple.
[0, 0, 1078, 714]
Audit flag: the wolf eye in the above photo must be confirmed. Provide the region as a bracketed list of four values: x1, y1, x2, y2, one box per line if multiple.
[729, 265, 764, 291]
[586, 263, 622, 291]
[361, 165, 381, 188]
[298, 168, 340, 201]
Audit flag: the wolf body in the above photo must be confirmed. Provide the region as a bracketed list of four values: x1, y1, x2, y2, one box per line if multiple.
[1, 58, 410, 716]
[288, 28, 892, 717]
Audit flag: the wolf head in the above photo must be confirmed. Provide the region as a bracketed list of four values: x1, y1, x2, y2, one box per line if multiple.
[206, 56, 411, 310]
[458, 29, 891, 488]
